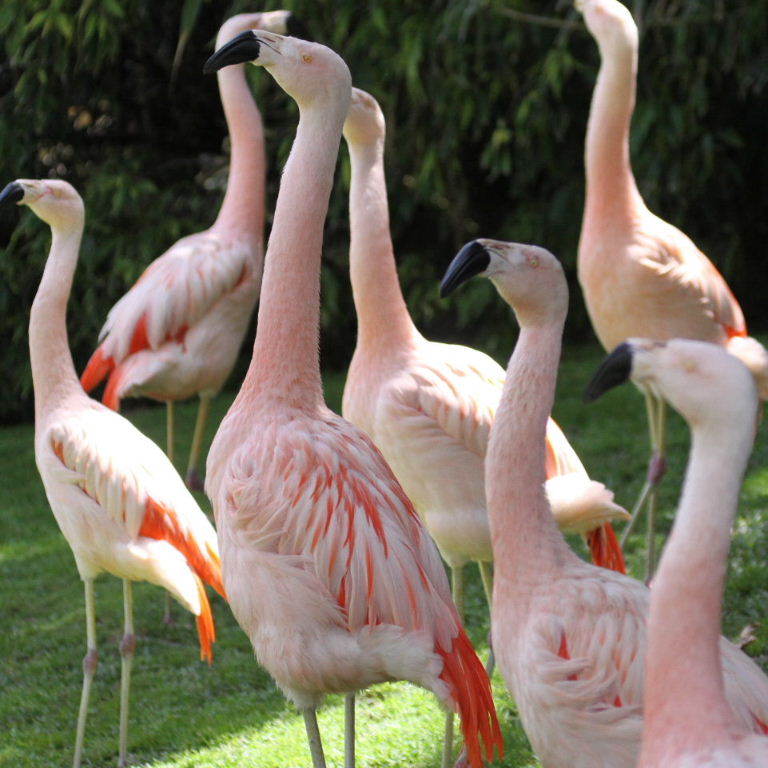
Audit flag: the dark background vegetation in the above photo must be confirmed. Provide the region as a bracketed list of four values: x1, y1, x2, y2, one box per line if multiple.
[1, 0, 766, 423]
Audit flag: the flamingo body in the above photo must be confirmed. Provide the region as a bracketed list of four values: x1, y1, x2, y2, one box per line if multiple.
[342, 88, 628, 578]
[203, 34, 501, 768]
[38, 402, 223, 619]
[209, 404, 479, 706]
[84, 230, 258, 407]
[440, 239, 768, 768]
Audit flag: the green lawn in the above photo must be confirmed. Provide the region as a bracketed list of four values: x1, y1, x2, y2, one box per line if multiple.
[1, 346, 767, 768]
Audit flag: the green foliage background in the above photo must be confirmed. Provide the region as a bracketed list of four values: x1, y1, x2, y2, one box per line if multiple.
[1, 0, 766, 423]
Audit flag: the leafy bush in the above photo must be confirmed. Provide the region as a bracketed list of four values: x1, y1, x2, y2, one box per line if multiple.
[1, 0, 766, 422]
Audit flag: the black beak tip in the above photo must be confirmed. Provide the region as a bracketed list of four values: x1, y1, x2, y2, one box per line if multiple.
[583, 342, 635, 403]
[203, 30, 261, 74]
[0, 181, 24, 208]
[286, 14, 313, 42]
[439, 240, 491, 298]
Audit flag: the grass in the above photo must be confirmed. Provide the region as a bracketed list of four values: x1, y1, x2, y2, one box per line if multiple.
[1, 345, 767, 768]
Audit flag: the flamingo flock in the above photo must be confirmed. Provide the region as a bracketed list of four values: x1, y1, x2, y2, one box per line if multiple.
[4, 3, 767, 768]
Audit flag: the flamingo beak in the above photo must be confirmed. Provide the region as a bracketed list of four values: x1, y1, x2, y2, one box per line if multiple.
[584, 342, 635, 402]
[204, 30, 262, 73]
[439, 240, 491, 298]
[0, 181, 24, 209]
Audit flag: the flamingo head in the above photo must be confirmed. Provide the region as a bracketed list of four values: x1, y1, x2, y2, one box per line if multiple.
[576, 0, 638, 55]
[440, 238, 568, 327]
[204, 31, 350, 111]
[343, 87, 386, 148]
[585, 338, 759, 434]
[0, 178, 84, 229]
[215, 11, 312, 50]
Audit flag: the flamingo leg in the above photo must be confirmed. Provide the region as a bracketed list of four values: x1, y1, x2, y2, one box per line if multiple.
[302, 707, 327, 768]
[440, 565, 465, 768]
[645, 394, 667, 580]
[118, 580, 135, 768]
[442, 707, 455, 768]
[163, 401, 177, 624]
[73, 579, 98, 768]
[621, 392, 668, 580]
[477, 560, 496, 678]
[451, 561, 496, 768]
[162, 592, 174, 626]
[186, 394, 212, 491]
[166, 401, 176, 466]
[344, 693, 355, 768]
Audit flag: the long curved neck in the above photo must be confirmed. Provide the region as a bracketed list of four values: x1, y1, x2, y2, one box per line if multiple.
[583, 35, 644, 230]
[644, 418, 752, 741]
[347, 136, 419, 352]
[30, 221, 85, 420]
[212, 63, 265, 242]
[487, 315, 577, 584]
[240, 98, 346, 410]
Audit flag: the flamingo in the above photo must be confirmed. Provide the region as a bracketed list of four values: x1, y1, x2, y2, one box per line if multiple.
[80, 10, 309, 491]
[341, 87, 629, 643]
[587, 338, 768, 767]
[202, 32, 502, 768]
[0, 179, 225, 768]
[439, 238, 768, 768]
[576, 0, 768, 577]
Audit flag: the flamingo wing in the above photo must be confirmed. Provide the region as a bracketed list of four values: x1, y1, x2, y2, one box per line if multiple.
[387, 343, 505, 460]
[46, 406, 223, 596]
[508, 573, 647, 766]
[222, 413, 457, 638]
[637, 218, 746, 339]
[92, 231, 254, 366]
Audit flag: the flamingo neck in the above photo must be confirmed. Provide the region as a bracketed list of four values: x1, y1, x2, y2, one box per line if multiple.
[29, 222, 84, 420]
[347, 137, 420, 353]
[487, 317, 577, 583]
[583, 35, 644, 231]
[212, 63, 265, 244]
[643, 419, 752, 741]
[240, 99, 346, 410]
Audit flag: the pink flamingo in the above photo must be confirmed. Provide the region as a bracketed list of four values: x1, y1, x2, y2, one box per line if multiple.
[80, 11, 308, 491]
[587, 338, 768, 767]
[0, 179, 225, 768]
[576, 0, 768, 576]
[440, 238, 768, 768]
[341, 88, 629, 640]
[202, 33, 502, 768]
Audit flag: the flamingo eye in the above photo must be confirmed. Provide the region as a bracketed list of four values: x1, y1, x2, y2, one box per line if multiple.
[302, 53, 313, 63]
[527, 253, 540, 268]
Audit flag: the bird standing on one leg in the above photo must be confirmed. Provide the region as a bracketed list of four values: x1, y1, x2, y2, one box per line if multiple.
[587, 338, 768, 767]
[0, 178, 225, 768]
[203, 33, 502, 768]
[575, 0, 768, 579]
[440, 237, 768, 768]
[80, 11, 309, 491]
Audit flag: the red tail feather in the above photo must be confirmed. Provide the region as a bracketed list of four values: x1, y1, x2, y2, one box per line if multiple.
[102, 367, 124, 411]
[437, 628, 504, 768]
[587, 523, 627, 574]
[193, 573, 216, 663]
[80, 347, 114, 393]
[141, 497, 227, 600]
